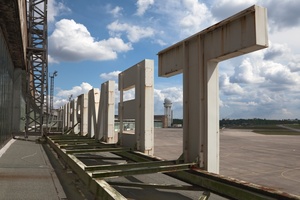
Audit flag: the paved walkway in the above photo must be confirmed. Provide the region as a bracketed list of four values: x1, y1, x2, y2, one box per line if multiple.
[0, 137, 66, 200]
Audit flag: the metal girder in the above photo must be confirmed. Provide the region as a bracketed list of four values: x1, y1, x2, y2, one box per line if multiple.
[47, 136, 127, 200]
[54, 139, 97, 143]
[91, 163, 195, 179]
[61, 143, 118, 149]
[85, 160, 180, 171]
[107, 181, 200, 191]
[26, 0, 48, 136]
[47, 135, 300, 200]
[118, 145, 300, 200]
[66, 147, 131, 154]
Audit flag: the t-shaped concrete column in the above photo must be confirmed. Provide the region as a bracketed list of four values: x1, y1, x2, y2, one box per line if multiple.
[158, 5, 268, 173]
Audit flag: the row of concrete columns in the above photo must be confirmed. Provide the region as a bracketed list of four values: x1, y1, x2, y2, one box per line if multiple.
[58, 5, 268, 174]
[59, 59, 154, 155]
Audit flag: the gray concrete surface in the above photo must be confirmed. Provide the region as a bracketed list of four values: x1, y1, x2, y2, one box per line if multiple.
[0, 137, 66, 200]
[1, 129, 299, 199]
[154, 128, 300, 197]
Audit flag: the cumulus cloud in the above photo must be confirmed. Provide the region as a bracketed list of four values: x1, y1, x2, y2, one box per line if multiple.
[100, 71, 121, 81]
[261, 61, 299, 86]
[220, 74, 244, 95]
[179, 0, 212, 31]
[56, 82, 93, 99]
[107, 21, 155, 43]
[211, 0, 256, 20]
[264, 43, 290, 61]
[109, 6, 123, 18]
[54, 82, 93, 108]
[136, 0, 154, 16]
[153, 0, 214, 38]
[263, 0, 300, 31]
[48, 0, 71, 23]
[230, 58, 264, 84]
[48, 19, 132, 63]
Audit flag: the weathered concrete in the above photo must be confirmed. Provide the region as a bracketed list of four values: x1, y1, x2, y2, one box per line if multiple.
[154, 128, 300, 197]
[158, 5, 268, 173]
[0, 137, 66, 200]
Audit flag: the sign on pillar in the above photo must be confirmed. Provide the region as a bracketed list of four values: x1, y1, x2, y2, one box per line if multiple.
[158, 5, 268, 173]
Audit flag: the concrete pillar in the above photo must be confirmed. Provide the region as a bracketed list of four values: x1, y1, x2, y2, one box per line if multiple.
[98, 81, 115, 143]
[70, 98, 79, 134]
[119, 59, 154, 155]
[88, 88, 100, 138]
[77, 93, 88, 136]
[158, 5, 268, 173]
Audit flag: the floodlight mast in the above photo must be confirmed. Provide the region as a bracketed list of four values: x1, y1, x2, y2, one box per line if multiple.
[25, 0, 48, 137]
[49, 71, 57, 114]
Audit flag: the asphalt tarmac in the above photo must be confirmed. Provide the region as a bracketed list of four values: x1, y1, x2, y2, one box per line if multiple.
[154, 128, 300, 197]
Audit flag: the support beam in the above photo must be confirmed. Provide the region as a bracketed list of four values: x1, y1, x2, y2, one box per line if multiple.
[47, 136, 127, 200]
[158, 5, 268, 173]
[85, 160, 179, 171]
[92, 163, 195, 179]
[66, 147, 131, 154]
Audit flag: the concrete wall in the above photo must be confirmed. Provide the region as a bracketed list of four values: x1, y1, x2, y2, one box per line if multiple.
[0, 0, 27, 147]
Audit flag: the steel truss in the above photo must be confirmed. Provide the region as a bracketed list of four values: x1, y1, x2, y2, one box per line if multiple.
[26, 0, 48, 136]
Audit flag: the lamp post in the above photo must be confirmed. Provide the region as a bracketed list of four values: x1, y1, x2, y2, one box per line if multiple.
[49, 71, 57, 114]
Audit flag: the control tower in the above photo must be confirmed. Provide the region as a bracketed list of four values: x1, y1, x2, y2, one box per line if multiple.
[164, 98, 173, 127]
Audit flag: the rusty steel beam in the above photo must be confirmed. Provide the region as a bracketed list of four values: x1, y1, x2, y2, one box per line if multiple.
[85, 160, 179, 171]
[92, 163, 196, 179]
[107, 181, 201, 191]
[47, 136, 127, 200]
[66, 147, 131, 154]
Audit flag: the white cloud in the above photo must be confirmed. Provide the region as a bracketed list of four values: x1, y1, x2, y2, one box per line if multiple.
[136, 0, 154, 16]
[230, 58, 264, 84]
[148, 0, 215, 40]
[109, 6, 123, 18]
[56, 82, 93, 99]
[100, 71, 121, 81]
[211, 0, 256, 20]
[54, 82, 93, 108]
[220, 74, 244, 95]
[261, 0, 300, 31]
[107, 21, 155, 43]
[261, 61, 299, 85]
[48, 19, 132, 63]
[48, 0, 71, 23]
[179, 0, 212, 32]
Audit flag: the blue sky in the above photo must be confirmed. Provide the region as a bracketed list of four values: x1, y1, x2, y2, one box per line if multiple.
[48, 0, 300, 119]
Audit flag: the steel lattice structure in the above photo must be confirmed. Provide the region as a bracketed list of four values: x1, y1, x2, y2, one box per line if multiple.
[26, 0, 48, 136]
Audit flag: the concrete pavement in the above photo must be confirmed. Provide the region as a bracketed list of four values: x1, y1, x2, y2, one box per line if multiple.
[154, 128, 300, 197]
[0, 137, 66, 200]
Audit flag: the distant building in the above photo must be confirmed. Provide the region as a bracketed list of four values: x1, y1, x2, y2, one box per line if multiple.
[164, 98, 173, 127]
